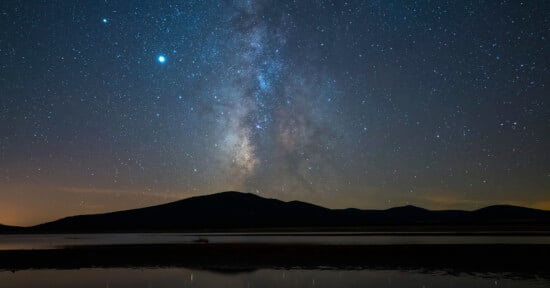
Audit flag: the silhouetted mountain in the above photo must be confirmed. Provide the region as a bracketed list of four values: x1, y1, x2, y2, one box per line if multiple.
[0, 224, 21, 233]
[30, 191, 550, 232]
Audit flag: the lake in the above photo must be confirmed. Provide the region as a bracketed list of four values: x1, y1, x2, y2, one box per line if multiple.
[1, 267, 549, 288]
[1, 233, 549, 287]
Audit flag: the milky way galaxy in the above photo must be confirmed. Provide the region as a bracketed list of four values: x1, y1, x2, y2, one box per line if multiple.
[0, 0, 549, 225]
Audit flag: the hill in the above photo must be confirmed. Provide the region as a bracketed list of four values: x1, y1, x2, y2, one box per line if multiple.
[0, 224, 21, 233]
[30, 191, 550, 232]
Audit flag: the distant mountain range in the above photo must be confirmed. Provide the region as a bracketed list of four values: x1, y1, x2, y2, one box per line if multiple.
[12, 191, 546, 233]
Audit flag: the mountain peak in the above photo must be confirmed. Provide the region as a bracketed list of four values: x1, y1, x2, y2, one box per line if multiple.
[193, 191, 263, 199]
[475, 204, 537, 211]
[474, 205, 545, 215]
[386, 205, 429, 212]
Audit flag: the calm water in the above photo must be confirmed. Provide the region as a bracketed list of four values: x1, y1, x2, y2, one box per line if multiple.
[1, 232, 550, 250]
[0, 268, 548, 288]
[1, 233, 549, 287]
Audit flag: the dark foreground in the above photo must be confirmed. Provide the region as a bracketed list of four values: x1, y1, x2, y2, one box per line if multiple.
[1, 243, 549, 278]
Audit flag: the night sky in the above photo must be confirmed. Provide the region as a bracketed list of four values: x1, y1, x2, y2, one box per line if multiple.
[1, 0, 549, 226]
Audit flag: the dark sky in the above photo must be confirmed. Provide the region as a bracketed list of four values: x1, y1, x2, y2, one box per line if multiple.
[1, 0, 549, 226]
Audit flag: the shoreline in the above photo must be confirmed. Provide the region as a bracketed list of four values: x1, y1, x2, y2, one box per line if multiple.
[0, 243, 548, 277]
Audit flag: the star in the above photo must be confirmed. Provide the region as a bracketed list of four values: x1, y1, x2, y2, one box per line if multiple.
[1, 0, 548, 226]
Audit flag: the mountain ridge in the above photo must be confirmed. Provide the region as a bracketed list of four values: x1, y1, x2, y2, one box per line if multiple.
[0, 224, 21, 233]
[11, 191, 550, 233]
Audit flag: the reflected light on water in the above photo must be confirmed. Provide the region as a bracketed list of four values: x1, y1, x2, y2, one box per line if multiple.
[0, 268, 548, 288]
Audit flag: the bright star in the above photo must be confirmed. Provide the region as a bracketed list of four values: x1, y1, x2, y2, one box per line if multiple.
[157, 55, 166, 63]
[102, 18, 108, 23]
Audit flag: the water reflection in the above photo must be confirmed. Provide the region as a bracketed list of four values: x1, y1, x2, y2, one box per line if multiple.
[0, 268, 548, 288]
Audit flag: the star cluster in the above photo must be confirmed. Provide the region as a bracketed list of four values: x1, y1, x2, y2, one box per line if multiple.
[0, 0, 548, 225]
